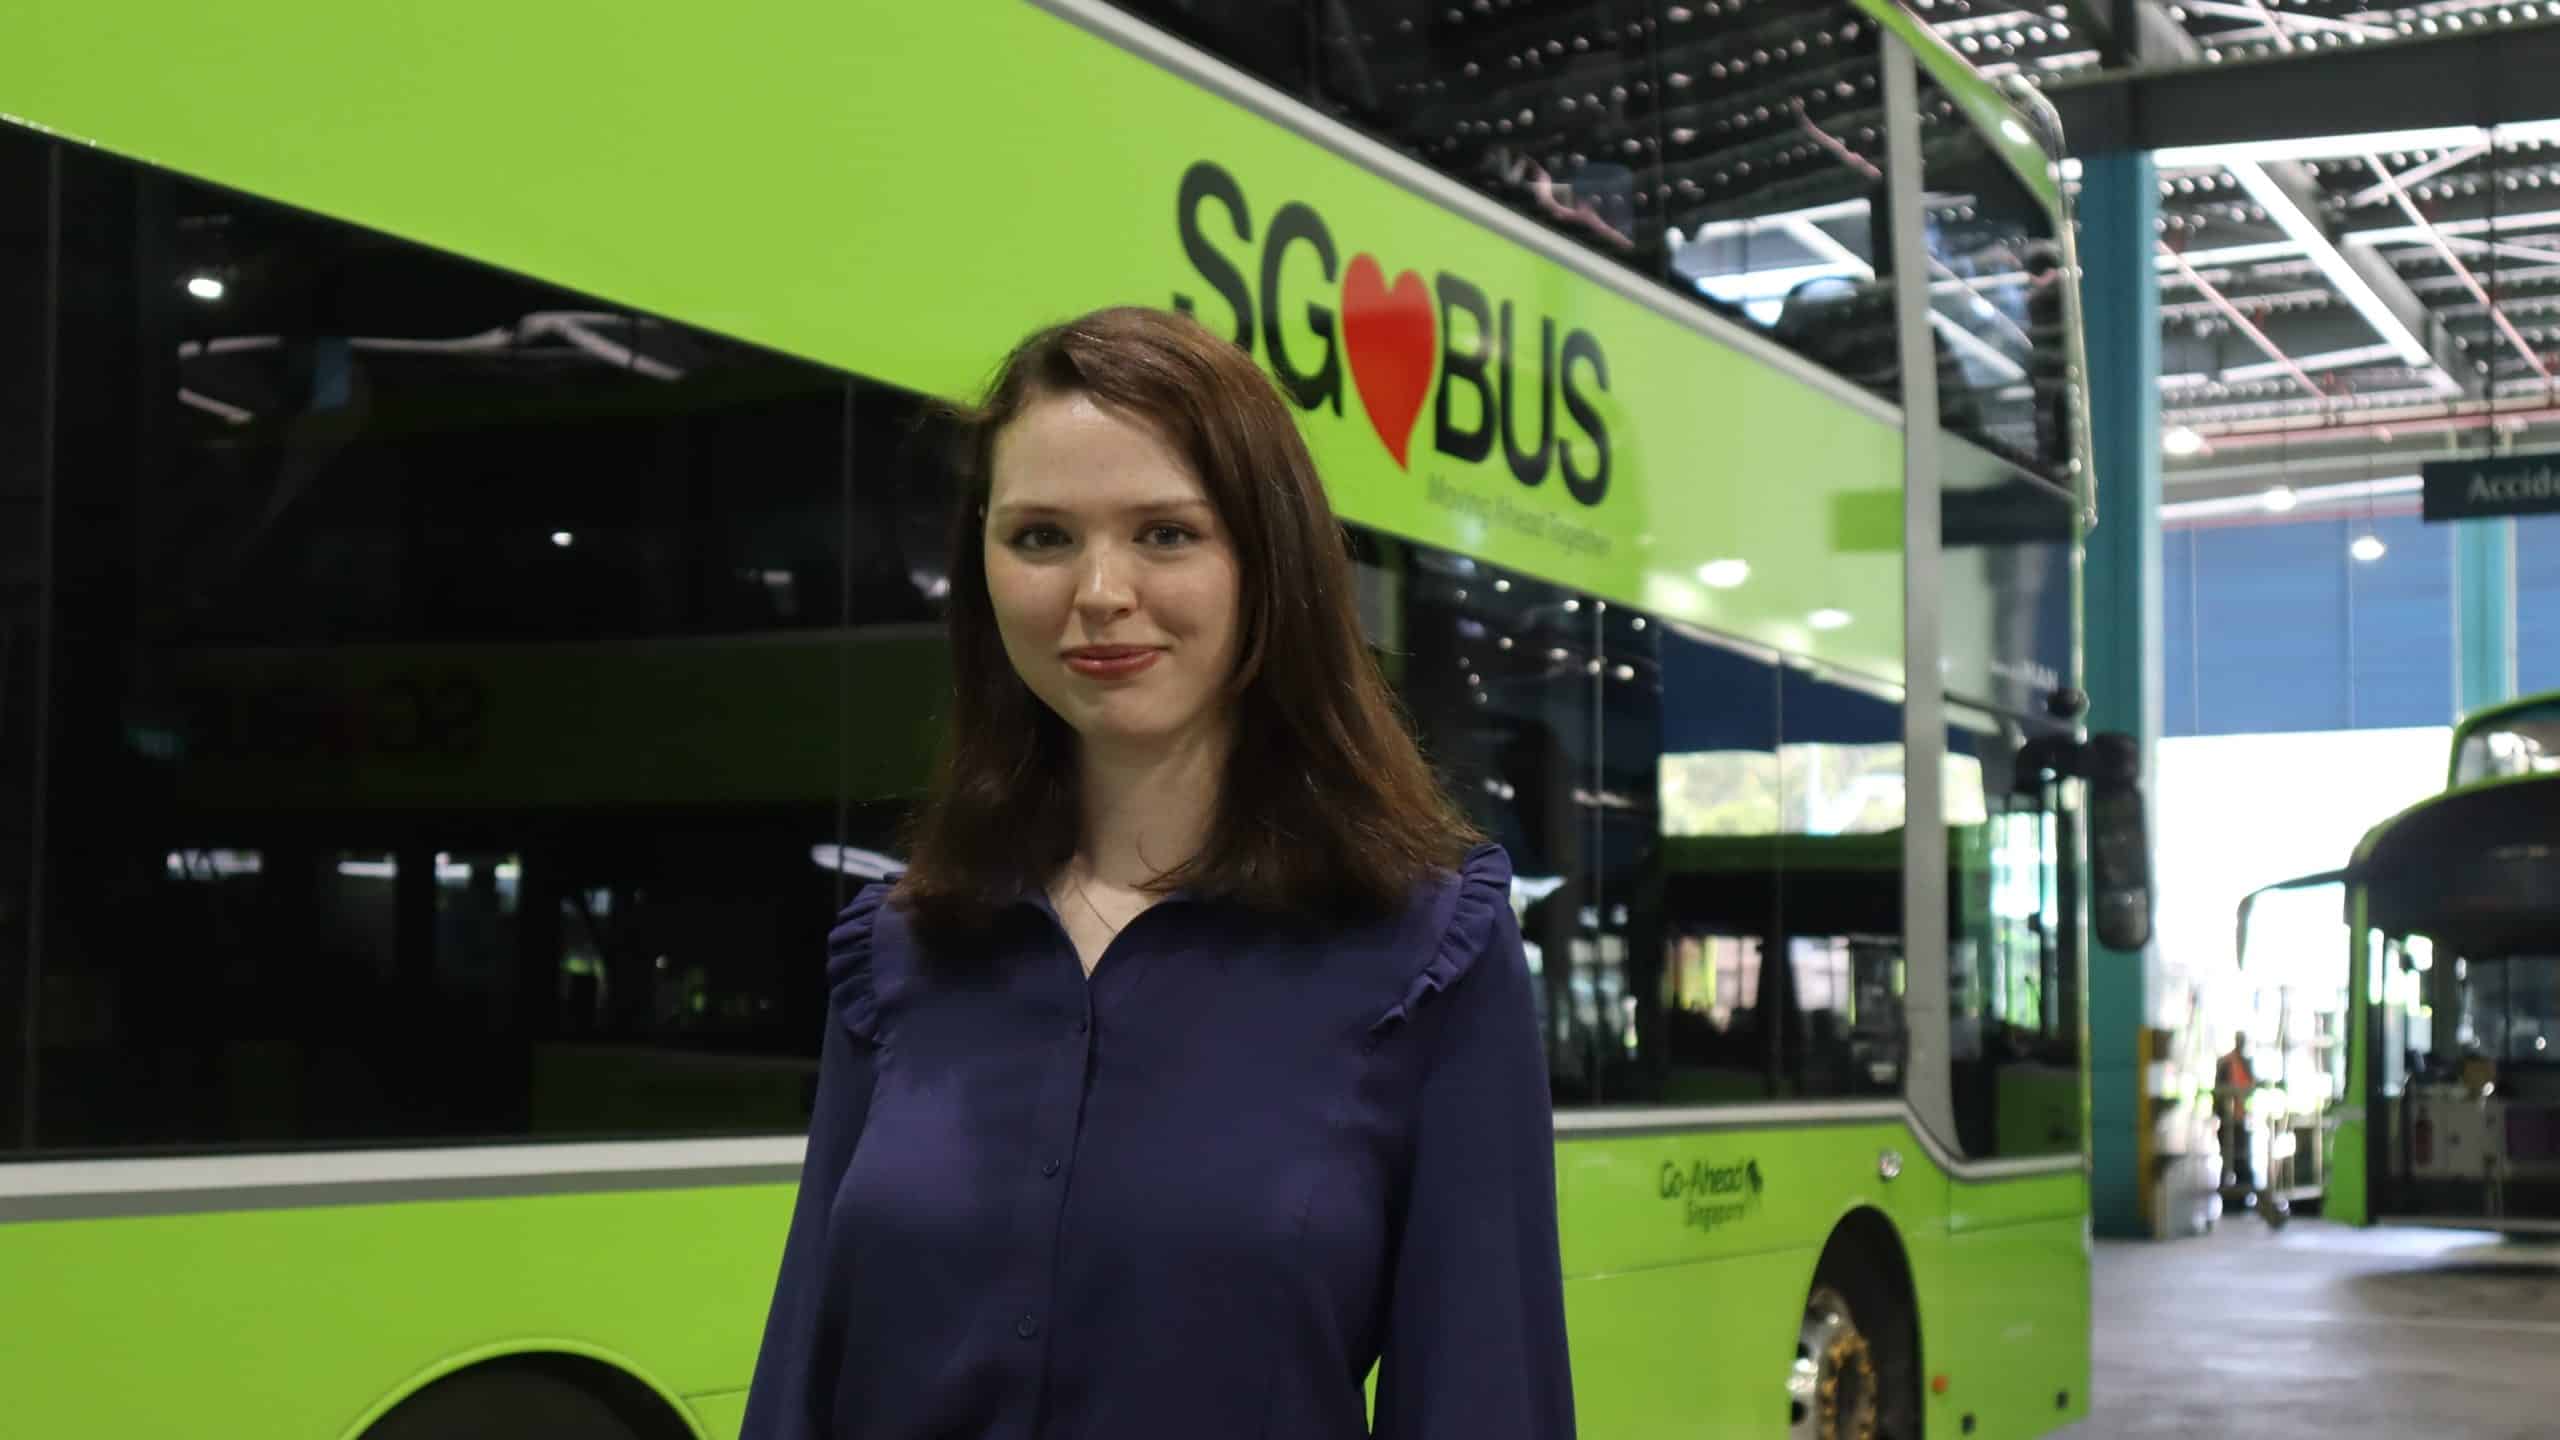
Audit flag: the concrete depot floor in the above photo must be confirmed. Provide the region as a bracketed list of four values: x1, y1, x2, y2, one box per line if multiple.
[2060, 1218, 2560, 1438]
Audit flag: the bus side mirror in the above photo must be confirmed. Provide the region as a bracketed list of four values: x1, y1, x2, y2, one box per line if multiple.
[2016, 729, 2155, 952]
[2084, 732, 2153, 952]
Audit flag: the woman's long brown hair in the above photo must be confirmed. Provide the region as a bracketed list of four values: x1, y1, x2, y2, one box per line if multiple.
[893, 305, 1479, 937]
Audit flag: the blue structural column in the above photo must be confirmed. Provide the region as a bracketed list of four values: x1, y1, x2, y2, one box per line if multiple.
[2078, 150, 2163, 1240]
[2454, 518, 2516, 718]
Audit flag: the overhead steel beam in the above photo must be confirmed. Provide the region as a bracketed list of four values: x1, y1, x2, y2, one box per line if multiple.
[2363, 153, 2557, 388]
[2159, 242, 2326, 398]
[2097, 3, 2478, 400]
[2343, 144, 2491, 210]
[2053, 18, 2560, 154]
[2226, 157, 2477, 394]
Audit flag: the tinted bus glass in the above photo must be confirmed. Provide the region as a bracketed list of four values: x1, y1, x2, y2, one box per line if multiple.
[21, 142, 946, 1151]
[1129, 1, 1906, 404]
[1913, 70, 2071, 482]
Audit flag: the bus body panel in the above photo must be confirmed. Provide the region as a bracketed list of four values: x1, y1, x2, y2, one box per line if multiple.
[5, 1133, 2091, 1440]
[0, 0, 1912, 690]
[1937, 1217, 2091, 1436]
[1946, 1166, 2086, 1234]
[1554, 1118, 1945, 1279]
[0, 1182, 791, 1440]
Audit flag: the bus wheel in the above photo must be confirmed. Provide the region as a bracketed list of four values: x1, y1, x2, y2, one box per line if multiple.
[1788, 1284, 1880, 1440]
[366, 1364, 650, 1440]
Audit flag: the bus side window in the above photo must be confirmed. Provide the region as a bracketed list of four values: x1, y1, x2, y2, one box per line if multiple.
[1947, 717, 2079, 1158]
[1775, 666, 1913, 1103]
[1633, 622, 1785, 1109]
[1346, 536, 1609, 1105]
[22, 139, 947, 1153]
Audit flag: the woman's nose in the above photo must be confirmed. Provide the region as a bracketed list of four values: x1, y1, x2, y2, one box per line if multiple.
[1073, 544, 1136, 620]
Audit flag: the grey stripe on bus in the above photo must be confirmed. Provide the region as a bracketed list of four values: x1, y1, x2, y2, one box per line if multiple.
[2, 1094, 2076, 1223]
[0, 1164, 806, 1224]
[1558, 1100, 2082, 1182]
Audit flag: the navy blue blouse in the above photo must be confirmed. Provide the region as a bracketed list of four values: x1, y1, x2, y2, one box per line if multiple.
[737, 843, 1574, 1440]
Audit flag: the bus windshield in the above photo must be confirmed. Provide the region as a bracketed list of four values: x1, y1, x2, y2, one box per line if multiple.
[2234, 875, 2350, 1113]
[2458, 955, 2560, 1066]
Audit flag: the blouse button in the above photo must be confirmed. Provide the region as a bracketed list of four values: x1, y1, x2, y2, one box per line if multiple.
[1075, 1017, 1090, 1034]
[1041, 1159, 1062, 1178]
[1016, 1313, 1040, 1340]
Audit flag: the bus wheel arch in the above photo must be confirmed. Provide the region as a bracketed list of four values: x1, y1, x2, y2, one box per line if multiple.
[354, 1349, 702, 1440]
[1789, 1208, 1921, 1440]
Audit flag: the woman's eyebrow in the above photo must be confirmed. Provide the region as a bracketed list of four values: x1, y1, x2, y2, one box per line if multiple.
[988, 497, 1214, 521]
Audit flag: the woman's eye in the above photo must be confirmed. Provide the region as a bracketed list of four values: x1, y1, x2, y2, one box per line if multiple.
[1142, 524, 1197, 547]
[1009, 524, 1070, 552]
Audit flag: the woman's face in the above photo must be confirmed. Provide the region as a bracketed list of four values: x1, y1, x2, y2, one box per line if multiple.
[985, 391, 1242, 756]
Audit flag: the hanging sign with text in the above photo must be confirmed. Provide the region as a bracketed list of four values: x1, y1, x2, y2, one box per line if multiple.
[2421, 453, 2560, 523]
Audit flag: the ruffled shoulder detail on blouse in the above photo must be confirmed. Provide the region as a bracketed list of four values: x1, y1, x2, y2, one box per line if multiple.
[826, 881, 896, 1042]
[1370, 842, 1512, 1037]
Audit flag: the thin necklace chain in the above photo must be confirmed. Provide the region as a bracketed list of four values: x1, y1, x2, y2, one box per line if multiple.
[1068, 863, 1129, 937]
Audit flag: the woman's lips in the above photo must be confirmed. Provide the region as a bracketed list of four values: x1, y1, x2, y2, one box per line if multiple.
[1062, 646, 1162, 679]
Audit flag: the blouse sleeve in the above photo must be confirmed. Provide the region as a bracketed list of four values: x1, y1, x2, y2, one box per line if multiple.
[737, 885, 889, 1440]
[1373, 847, 1578, 1440]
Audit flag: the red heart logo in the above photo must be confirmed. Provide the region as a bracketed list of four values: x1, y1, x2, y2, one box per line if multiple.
[1340, 255, 1436, 469]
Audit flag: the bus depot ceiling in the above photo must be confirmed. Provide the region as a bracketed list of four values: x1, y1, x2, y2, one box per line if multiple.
[1912, 0, 2560, 519]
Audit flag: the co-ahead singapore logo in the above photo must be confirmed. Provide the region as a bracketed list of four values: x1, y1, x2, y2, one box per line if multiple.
[1660, 1156, 1765, 1235]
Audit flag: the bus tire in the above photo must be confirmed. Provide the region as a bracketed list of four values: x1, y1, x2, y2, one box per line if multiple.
[1789, 1218, 1921, 1440]
[365, 1362, 659, 1440]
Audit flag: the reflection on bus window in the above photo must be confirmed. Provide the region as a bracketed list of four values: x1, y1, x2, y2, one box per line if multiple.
[1643, 623, 1782, 1106]
[28, 144, 942, 1152]
[1662, 4, 1894, 401]
[1660, 738, 1988, 838]
[1948, 714, 2080, 1158]
[1348, 534, 1606, 1101]
[1314, 0, 1663, 273]
[1763, 660, 1910, 1100]
[2379, 934, 2435, 1098]
[1914, 73, 2071, 481]
[2461, 955, 2560, 1065]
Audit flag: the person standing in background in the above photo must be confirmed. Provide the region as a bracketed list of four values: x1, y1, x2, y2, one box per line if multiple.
[2217, 1031, 2259, 1205]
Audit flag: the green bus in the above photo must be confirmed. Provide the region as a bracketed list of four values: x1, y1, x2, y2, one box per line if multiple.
[0, 3, 2140, 1436]
[2237, 698, 2560, 1235]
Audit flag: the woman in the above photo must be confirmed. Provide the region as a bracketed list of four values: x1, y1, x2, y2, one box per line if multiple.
[739, 306, 1574, 1440]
